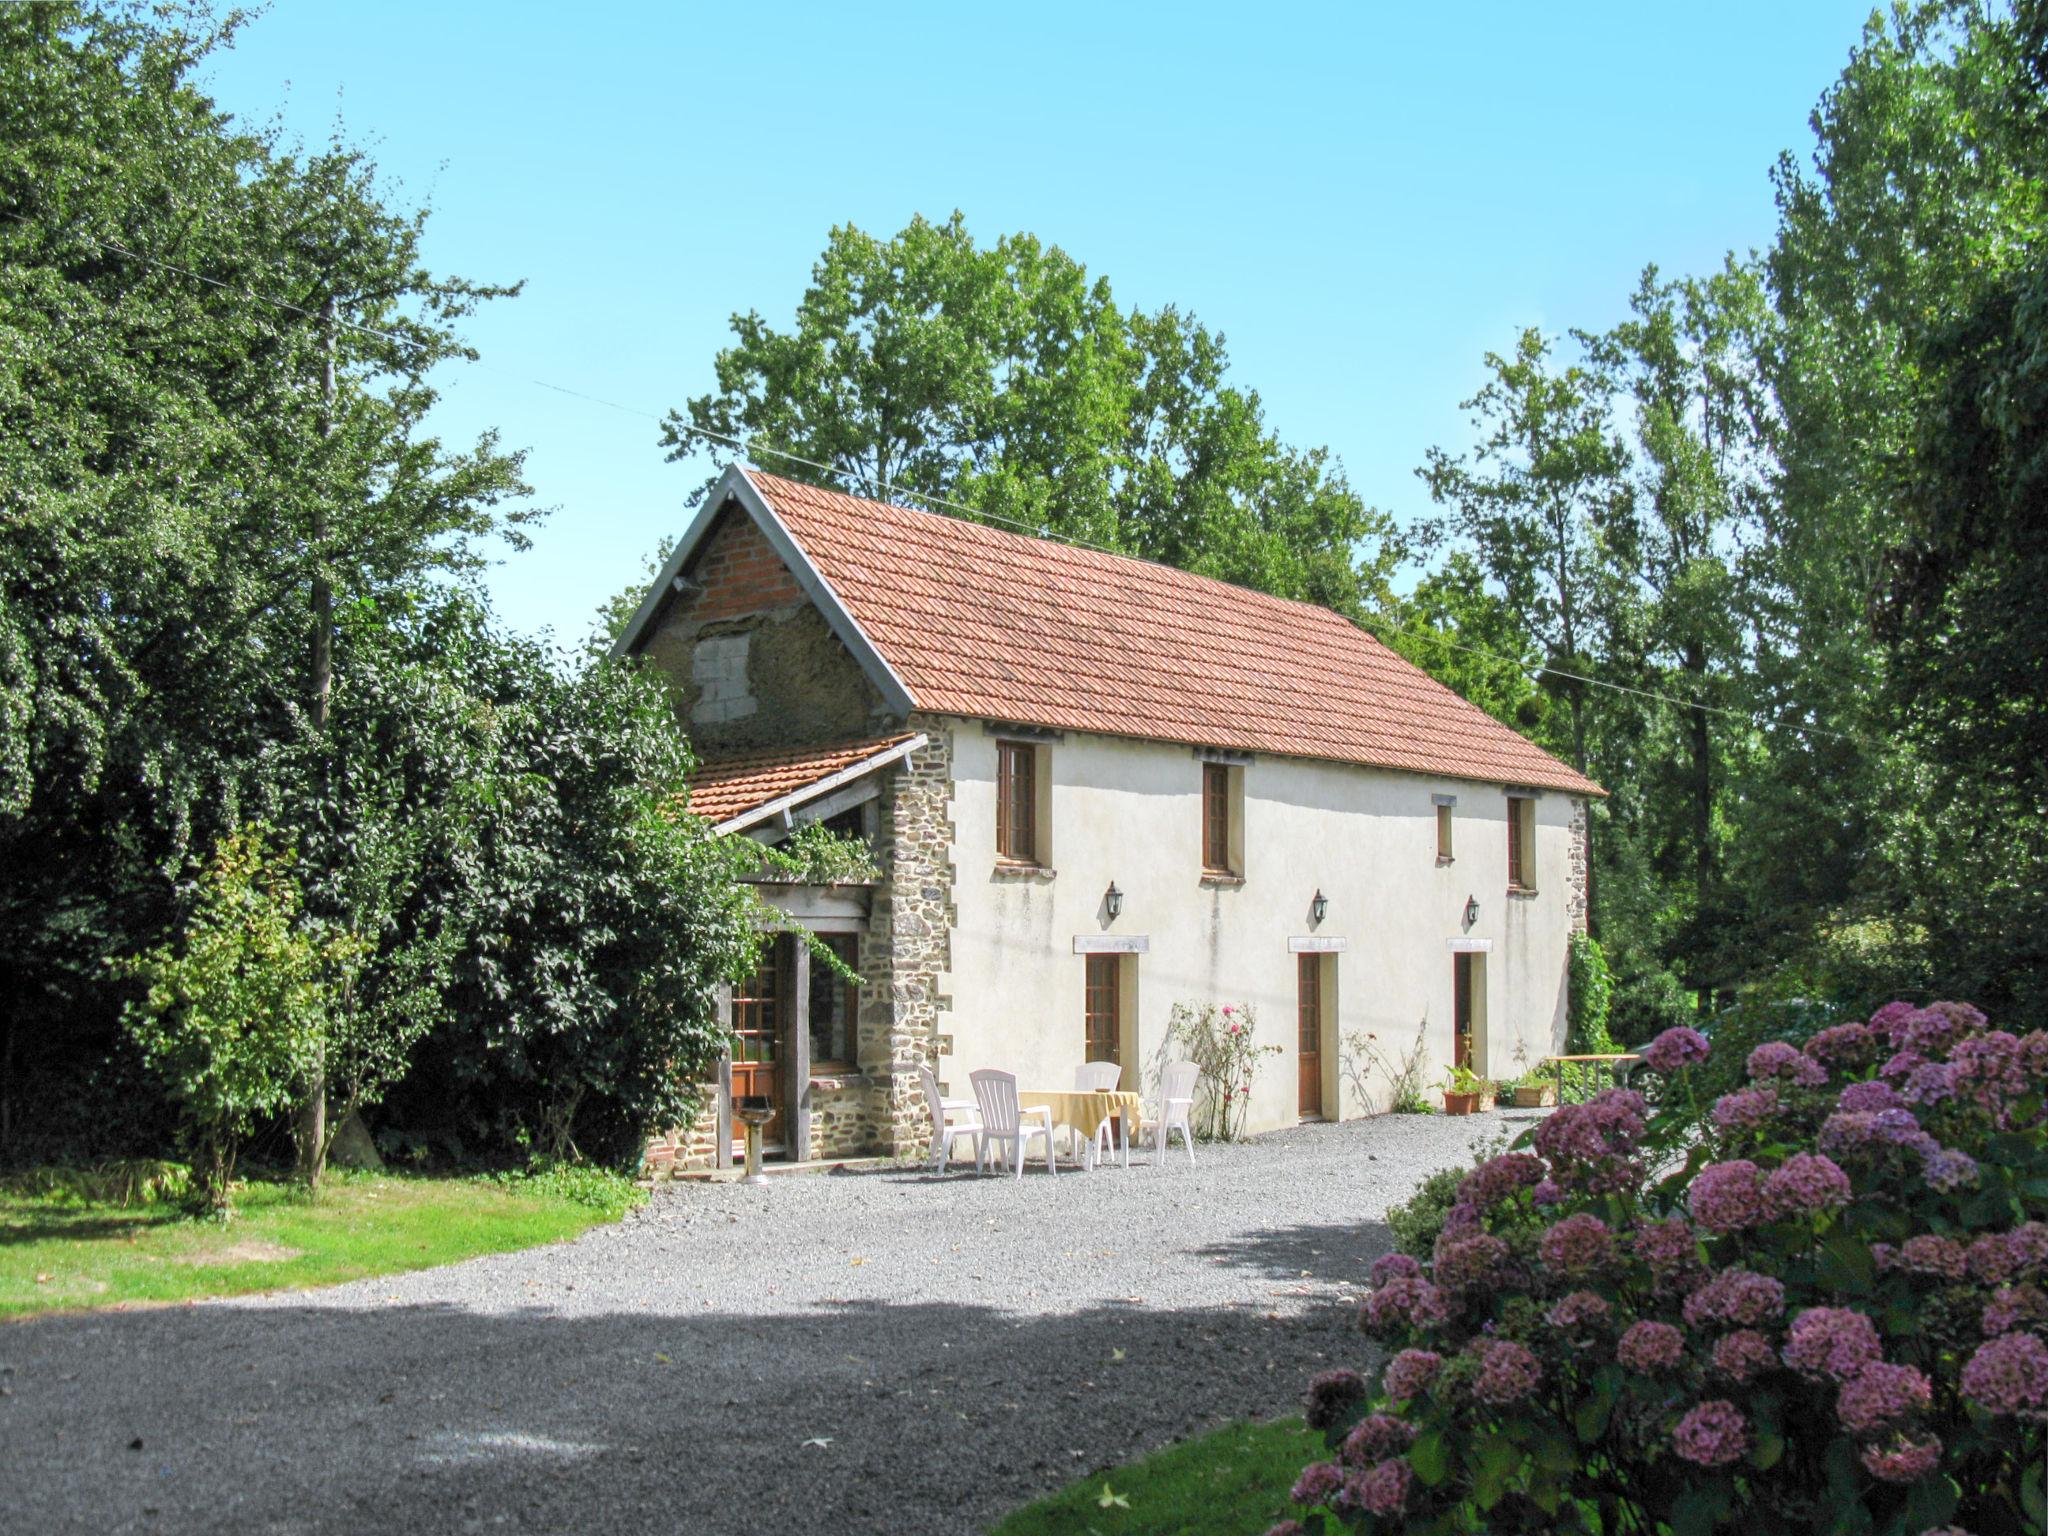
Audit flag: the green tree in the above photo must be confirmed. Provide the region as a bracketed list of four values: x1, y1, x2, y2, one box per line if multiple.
[1418, 327, 1630, 774]
[665, 212, 1402, 616]
[114, 827, 329, 1214]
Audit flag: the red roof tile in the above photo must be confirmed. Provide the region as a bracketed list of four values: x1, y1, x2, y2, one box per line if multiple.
[743, 469, 1603, 798]
[687, 732, 922, 829]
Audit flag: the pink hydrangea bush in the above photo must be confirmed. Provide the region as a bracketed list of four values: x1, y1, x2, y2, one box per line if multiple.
[1281, 1005, 2048, 1536]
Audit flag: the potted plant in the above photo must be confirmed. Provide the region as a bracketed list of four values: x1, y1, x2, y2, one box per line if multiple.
[1512, 1067, 1558, 1108]
[1441, 1064, 1485, 1116]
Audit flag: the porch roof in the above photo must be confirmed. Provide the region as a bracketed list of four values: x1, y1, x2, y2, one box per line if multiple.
[687, 731, 925, 835]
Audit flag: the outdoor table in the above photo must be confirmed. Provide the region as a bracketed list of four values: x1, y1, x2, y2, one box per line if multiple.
[1551, 1053, 1640, 1102]
[1018, 1089, 1145, 1170]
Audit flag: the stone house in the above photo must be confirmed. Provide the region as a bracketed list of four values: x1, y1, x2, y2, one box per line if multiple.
[620, 465, 1603, 1172]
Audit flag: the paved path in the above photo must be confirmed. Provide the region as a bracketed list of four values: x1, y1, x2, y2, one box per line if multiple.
[1, 1113, 1518, 1535]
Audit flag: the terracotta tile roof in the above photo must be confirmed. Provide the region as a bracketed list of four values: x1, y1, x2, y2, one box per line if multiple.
[687, 732, 922, 829]
[744, 469, 1603, 797]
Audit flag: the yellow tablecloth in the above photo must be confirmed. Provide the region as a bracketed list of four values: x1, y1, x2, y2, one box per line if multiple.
[1018, 1089, 1144, 1141]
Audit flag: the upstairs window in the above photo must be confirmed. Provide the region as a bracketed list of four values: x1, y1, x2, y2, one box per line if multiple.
[1203, 762, 1233, 874]
[1436, 802, 1454, 863]
[1507, 795, 1536, 891]
[996, 741, 1039, 864]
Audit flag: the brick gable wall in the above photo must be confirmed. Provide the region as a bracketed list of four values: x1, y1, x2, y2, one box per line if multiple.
[679, 506, 808, 624]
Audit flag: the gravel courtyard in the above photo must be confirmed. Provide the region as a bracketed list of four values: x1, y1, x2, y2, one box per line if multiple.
[1, 1112, 1521, 1536]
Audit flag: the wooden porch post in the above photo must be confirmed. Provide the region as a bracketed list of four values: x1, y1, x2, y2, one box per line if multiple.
[714, 981, 733, 1171]
[788, 933, 812, 1163]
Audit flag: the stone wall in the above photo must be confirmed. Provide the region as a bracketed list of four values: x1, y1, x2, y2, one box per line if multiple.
[866, 717, 956, 1158]
[643, 1095, 719, 1176]
[1567, 796, 1591, 935]
[633, 503, 893, 755]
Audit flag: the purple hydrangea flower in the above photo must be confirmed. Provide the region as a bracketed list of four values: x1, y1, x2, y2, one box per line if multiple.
[1433, 1234, 1511, 1295]
[1983, 1285, 2048, 1337]
[1531, 1178, 1564, 1207]
[1900, 1001, 1988, 1055]
[1302, 1368, 1367, 1430]
[1781, 1307, 1881, 1382]
[1960, 1332, 2048, 1415]
[1352, 1459, 1413, 1518]
[1339, 1413, 1417, 1466]
[1633, 1218, 1701, 1279]
[1539, 1212, 1616, 1276]
[1968, 1233, 2022, 1286]
[1361, 1275, 1450, 1335]
[1922, 1147, 1980, 1193]
[1381, 1348, 1441, 1402]
[1439, 1201, 1483, 1243]
[1672, 1400, 1751, 1467]
[1764, 1152, 1853, 1218]
[1880, 1049, 1929, 1084]
[1291, 1460, 1343, 1507]
[1263, 1523, 1307, 1536]
[1617, 1320, 1686, 1374]
[1901, 1062, 1958, 1106]
[1470, 1339, 1543, 1405]
[1898, 1235, 1968, 1282]
[1860, 1431, 1943, 1484]
[1532, 1090, 1647, 1193]
[1546, 1290, 1612, 1335]
[1866, 1001, 1918, 1042]
[1747, 1041, 1827, 1087]
[1711, 1329, 1777, 1384]
[1682, 1267, 1787, 1328]
[1458, 1152, 1546, 1211]
[1836, 1080, 1903, 1114]
[1642, 1026, 1711, 1074]
[1369, 1253, 1422, 1288]
[1691, 1159, 1770, 1233]
[2011, 1223, 2048, 1271]
[1950, 1031, 2030, 1116]
[1711, 1086, 1781, 1132]
[1836, 1362, 1932, 1435]
[1805, 1022, 1876, 1068]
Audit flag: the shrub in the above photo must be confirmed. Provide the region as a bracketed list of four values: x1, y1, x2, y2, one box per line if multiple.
[1386, 1166, 1467, 1260]
[112, 828, 329, 1214]
[486, 1161, 646, 1219]
[1282, 1001, 2048, 1536]
[1167, 1001, 1282, 1141]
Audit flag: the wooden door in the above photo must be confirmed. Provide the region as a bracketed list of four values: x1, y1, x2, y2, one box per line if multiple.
[1297, 953, 1324, 1118]
[1084, 954, 1120, 1066]
[1453, 952, 1474, 1072]
[731, 943, 785, 1152]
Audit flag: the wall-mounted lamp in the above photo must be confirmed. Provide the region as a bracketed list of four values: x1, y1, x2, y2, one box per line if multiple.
[1464, 895, 1481, 929]
[1105, 881, 1124, 921]
[1310, 889, 1329, 925]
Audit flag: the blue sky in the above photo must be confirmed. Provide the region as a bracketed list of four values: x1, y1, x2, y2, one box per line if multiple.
[198, 1, 1877, 644]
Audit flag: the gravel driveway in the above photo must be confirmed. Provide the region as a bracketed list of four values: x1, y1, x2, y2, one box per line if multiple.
[1, 1112, 1520, 1536]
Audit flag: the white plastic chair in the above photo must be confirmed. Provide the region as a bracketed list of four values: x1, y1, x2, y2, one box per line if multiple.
[1074, 1060, 1124, 1167]
[970, 1069, 1058, 1179]
[1150, 1061, 1199, 1167]
[920, 1064, 981, 1174]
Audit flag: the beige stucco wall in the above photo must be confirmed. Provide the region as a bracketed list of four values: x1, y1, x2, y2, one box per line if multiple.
[936, 719, 1581, 1136]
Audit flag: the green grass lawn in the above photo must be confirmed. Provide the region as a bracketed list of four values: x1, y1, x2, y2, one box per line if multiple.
[0, 1167, 641, 1319]
[992, 1418, 1317, 1536]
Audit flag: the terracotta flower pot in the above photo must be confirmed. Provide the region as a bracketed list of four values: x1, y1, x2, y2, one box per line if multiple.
[1442, 1091, 1481, 1116]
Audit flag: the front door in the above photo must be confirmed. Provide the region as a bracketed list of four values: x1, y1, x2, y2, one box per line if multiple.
[1083, 954, 1120, 1067]
[1297, 953, 1324, 1118]
[1454, 952, 1475, 1072]
[732, 945, 785, 1153]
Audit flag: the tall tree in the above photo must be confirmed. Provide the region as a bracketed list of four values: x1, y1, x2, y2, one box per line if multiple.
[1417, 327, 1630, 775]
[665, 213, 1403, 617]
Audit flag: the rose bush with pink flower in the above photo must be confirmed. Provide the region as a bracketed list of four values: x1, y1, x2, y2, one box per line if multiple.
[1281, 1000, 2048, 1536]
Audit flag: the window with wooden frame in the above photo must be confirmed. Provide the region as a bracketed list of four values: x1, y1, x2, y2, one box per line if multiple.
[1202, 763, 1234, 874]
[995, 741, 1038, 864]
[1506, 796, 1536, 891]
[1436, 803, 1454, 863]
[1083, 954, 1120, 1065]
[807, 933, 861, 1070]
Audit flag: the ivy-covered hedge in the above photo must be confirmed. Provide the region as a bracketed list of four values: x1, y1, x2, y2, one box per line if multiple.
[1279, 1001, 2048, 1536]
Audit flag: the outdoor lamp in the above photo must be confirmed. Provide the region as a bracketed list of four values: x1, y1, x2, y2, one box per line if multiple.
[1464, 895, 1480, 928]
[1311, 889, 1329, 925]
[1105, 881, 1123, 921]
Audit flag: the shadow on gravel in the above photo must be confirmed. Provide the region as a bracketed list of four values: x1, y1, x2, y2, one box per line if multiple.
[1188, 1219, 1394, 1290]
[2, 1286, 1372, 1536]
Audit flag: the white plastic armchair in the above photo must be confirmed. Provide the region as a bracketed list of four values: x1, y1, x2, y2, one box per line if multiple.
[920, 1064, 981, 1174]
[970, 1069, 1058, 1179]
[1074, 1060, 1124, 1166]
[1150, 1061, 1199, 1167]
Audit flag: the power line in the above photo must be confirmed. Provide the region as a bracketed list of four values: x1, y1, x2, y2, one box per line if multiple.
[4, 208, 1861, 747]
